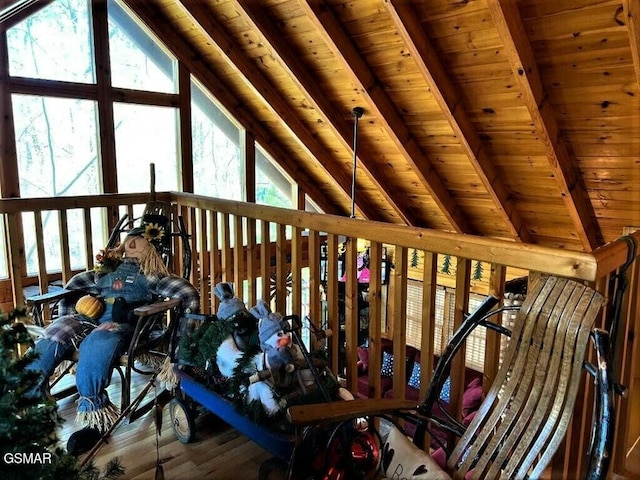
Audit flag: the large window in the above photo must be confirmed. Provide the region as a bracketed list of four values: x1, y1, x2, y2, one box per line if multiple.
[108, 0, 176, 93]
[7, 0, 94, 83]
[256, 146, 294, 209]
[114, 103, 179, 193]
[3, 0, 307, 282]
[11, 94, 102, 274]
[192, 79, 243, 199]
[13, 95, 101, 198]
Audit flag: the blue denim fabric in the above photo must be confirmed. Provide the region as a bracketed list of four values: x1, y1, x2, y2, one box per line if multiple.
[75, 323, 133, 412]
[28, 260, 152, 414]
[97, 260, 152, 303]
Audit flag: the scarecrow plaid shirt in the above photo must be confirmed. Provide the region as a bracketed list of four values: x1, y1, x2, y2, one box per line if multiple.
[44, 270, 200, 346]
[59, 271, 200, 315]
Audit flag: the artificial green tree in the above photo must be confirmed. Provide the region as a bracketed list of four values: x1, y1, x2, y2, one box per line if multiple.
[0, 308, 124, 480]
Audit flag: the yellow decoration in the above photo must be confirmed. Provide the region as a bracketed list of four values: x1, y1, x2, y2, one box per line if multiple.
[75, 295, 105, 320]
[143, 223, 165, 241]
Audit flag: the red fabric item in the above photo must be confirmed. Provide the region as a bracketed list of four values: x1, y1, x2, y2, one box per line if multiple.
[431, 447, 447, 469]
[462, 410, 477, 427]
[462, 377, 483, 417]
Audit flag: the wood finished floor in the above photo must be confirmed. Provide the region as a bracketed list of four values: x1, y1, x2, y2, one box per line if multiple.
[53, 369, 638, 480]
[55, 370, 273, 480]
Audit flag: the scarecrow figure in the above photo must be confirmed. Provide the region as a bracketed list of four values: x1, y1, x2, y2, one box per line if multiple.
[27, 221, 199, 454]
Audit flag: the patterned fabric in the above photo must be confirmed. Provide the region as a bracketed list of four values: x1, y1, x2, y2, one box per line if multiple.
[408, 364, 450, 403]
[381, 351, 394, 377]
[43, 314, 96, 347]
[440, 376, 451, 403]
[155, 275, 200, 312]
[408, 362, 421, 389]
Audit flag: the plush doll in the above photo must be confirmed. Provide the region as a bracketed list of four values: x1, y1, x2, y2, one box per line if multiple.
[213, 282, 258, 378]
[246, 300, 353, 417]
[254, 301, 296, 389]
[240, 300, 292, 415]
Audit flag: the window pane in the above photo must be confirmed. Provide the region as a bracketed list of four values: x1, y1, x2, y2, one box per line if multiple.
[13, 95, 100, 198]
[21, 211, 65, 276]
[465, 293, 487, 372]
[113, 103, 179, 192]
[191, 80, 243, 199]
[256, 147, 293, 208]
[7, 0, 94, 83]
[108, 0, 176, 93]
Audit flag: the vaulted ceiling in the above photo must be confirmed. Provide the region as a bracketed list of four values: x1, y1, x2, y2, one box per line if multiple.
[9, 0, 640, 252]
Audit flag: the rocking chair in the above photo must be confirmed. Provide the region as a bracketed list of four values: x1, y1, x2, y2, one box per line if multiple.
[287, 274, 620, 480]
[24, 201, 196, 426]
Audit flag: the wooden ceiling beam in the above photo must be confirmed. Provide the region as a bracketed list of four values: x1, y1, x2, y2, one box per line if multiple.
[384, 0, 533, 244]
[488, 0, 603, 252]
[123, 0, 342, 216]
[179, 0, 378, 221]
[299, 0, 473, 234]
[233, 0, 414, 225]
[623, 0, 640, 92]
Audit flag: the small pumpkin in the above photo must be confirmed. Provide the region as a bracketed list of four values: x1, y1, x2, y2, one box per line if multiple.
[75, 294, 105, 320]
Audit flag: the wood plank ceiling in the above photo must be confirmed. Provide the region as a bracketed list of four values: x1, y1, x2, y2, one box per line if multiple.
[24, 0, 640, 251]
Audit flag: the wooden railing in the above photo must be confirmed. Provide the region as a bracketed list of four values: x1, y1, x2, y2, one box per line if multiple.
[1, 191, 639, 478]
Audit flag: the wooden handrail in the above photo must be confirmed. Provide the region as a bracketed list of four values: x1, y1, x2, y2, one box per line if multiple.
[172, 191, 639, 282]
[0, 192, 171, 214]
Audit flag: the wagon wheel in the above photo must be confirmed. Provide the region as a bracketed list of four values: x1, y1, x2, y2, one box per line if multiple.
[258, 457, 288, 480]
[269, 270, 293, 301]
[169, 397, 195, 444]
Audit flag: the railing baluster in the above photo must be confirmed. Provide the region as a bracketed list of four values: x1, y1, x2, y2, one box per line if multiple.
[275, 223, 286, 314]
[368, 241, 383, 399]
[198, 208, 209, 314]
[221, 213, 231, 284]
[308, 229, 321, 345]
[344, 236, 358, 392]
[420, 252, 438, 400]
[33, 211, 47, 297]
[485, 263, 505, 387]
[246, 217, 257, 307]
[83, 208, 93, 269]
[391, 245, 408, 403]
[209, 210, 221, 312]
[291, 225, 302, 318]
[450, 257, 471, 422]
[260, 220, 270, 303]
[326, 233, 339, 375]
[233, 214, 244, 301]
[58, 209, 71, 285]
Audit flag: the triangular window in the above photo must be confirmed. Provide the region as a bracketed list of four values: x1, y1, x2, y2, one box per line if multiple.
[108, 0, 177, 93]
